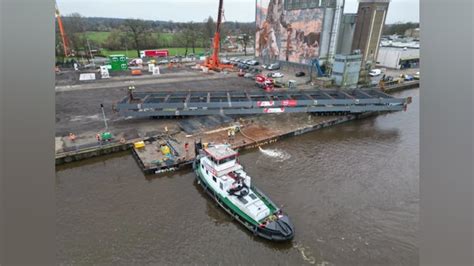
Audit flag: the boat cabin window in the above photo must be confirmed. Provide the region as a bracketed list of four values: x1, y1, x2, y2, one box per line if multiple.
[220, 182, 223, 190]
[218, 156, 236, 165]
[212, 176, 217, 182]
[209, 157, 218, 165]
[206, 170, 209, 175]
[209, 156, 234, 165]
[249, 193, 257, 200]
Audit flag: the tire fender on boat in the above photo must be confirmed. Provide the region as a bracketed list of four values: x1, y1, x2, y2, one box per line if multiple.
[253, 227, 258, 236]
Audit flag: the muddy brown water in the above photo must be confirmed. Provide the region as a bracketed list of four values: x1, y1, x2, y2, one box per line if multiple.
[56, 89, 419, 265]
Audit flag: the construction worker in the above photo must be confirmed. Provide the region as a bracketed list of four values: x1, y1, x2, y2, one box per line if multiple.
[184, 142, 189, 158]
[128, 85, 135, 101]
[231, 127, 236, 141]
[379, 79, 385, 91]
[68, 133, 76, 142]
[96, 133, 101, 144]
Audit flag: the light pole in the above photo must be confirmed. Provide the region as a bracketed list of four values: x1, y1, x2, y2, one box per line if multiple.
[87, 38, 95, 67]
[100, 104, 108, 131]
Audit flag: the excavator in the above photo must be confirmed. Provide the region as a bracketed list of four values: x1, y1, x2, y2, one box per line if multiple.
[202, 0, 234, 72]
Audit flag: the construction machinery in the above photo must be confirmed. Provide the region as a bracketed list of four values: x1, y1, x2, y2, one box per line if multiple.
[202, 0, 234, 72]
[255, 74, 275, 91]
[55, 1, 72, 57]
[309, 58, 324, 81]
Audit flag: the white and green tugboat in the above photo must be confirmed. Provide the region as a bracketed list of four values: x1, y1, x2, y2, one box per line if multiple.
[192, 142, 294, 241]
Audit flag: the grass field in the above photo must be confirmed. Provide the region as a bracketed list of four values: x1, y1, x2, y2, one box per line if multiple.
[100, 48, 207, 58]
[84, 31, 206, 57]
[85, 31, 174, 45]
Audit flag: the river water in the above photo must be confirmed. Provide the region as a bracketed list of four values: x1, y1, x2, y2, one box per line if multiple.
[56, 89, 419, 265]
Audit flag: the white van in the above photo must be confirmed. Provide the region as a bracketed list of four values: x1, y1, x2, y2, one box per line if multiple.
[369, 69, 382, 77]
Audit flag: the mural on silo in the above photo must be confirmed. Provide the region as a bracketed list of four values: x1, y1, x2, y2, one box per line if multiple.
[255, 0, 324, 64]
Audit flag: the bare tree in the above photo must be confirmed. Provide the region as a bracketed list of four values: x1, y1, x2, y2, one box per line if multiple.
[203, 16, 216, 49]
[62, 13, 88, 55]
[239, 24, 255, 56]
[124, 19, 151, 57]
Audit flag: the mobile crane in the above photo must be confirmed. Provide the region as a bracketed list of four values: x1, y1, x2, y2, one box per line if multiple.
[202, 0, 234, 71]
[55, 1, 72, 57]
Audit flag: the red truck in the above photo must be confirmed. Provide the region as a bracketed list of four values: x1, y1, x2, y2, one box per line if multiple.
[140, 49, 169, 58]
[255, 74, 274, 92]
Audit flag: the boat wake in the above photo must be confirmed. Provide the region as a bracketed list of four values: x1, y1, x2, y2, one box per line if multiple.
[293, 242, 330, 265]
[258, 147, 291, 161]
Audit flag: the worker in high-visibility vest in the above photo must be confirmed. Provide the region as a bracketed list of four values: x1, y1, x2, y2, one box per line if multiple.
[230, 127, 236, 141]
[68, 133, 76, 142]
[184, 142, 189, 158]
[379, 79, 385, 91]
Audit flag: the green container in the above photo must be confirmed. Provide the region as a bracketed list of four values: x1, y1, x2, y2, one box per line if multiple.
[101, 132, 113, 140]
[108, 55, 128, 71]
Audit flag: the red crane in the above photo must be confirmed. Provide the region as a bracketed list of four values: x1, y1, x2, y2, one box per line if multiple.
[55, 1, 72, 57]
[202, 0, 234, 71]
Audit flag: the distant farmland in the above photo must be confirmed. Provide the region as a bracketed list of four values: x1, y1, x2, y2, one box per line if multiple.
[85, 31, 174, 45]
[85, 31, 206, 57]
[100, 48, 206, 58]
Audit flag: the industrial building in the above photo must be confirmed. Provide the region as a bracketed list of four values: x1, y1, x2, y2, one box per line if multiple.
[331, 53, 362, 88]
[336, 13, 357, 55]
[351, 0, 390, 63]
[255, 0, 344, 66]
[377, 47, 420, 69]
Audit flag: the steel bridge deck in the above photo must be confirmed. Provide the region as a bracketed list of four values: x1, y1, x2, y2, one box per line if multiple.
[116, 89, 411, 117]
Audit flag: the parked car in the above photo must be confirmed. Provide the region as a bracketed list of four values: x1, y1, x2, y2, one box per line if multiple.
[295, 71, 306, 77]
[267, 63, 280, 70]
[221, 59, 231, 64]
[243, 59, 252, 65]
[246, 60, 259, 66]
[267, 72, 284, 78]
[128, 58, 143, 66]
[255, 74, 274, 91]
[244, 72, 255, 78]
[382, 75, 394, 82]
[414, 71, 420, 80]
[238, 63, 249, 70]
[249, 67, 262, 74]
[369, 69, 382, 77]
[403, 74, 414, 81]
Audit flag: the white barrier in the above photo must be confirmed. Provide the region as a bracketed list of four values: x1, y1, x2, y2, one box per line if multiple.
[79, 73, 96, 81]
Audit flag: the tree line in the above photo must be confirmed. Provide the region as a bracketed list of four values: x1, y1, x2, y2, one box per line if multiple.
[382, 22, 420, 36]
[56, 14, 255, 58]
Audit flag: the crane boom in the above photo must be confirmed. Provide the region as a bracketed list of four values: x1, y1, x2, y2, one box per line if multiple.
[211, 0, 224, 66]
[55, 2, 71, 57]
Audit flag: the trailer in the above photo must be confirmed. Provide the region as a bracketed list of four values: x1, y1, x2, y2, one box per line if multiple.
[140, 49, 169, 58]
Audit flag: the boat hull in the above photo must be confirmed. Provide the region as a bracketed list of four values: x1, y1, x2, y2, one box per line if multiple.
[193, 160, 294, 242]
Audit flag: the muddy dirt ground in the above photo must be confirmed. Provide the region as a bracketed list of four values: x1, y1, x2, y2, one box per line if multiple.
[55, 74, 258, 139]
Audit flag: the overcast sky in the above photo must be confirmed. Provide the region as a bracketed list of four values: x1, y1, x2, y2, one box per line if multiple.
[57, 0, 419, 24]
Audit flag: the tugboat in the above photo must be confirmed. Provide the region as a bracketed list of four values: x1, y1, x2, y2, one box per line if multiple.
[192, 141, 294, 241]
